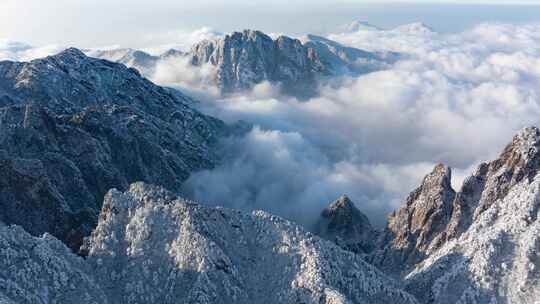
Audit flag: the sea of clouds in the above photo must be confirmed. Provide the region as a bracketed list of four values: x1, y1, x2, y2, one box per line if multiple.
[4, 22, 540, 228]
[181, 22, 540, 227]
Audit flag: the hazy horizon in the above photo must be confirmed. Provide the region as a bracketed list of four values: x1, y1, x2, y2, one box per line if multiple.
[2, 2, 540, 49]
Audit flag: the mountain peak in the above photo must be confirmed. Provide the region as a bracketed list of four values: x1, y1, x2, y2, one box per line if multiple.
[508, 126, 540, 159]
[343, 20, 381, 32]
[418, 163, 453, 196]
[393, 22, 435, 35]
[327, 194, 354, 211]
[53, 47, 87, 60]
[316, 195, 376, 254]
[227, 29, 271, 42]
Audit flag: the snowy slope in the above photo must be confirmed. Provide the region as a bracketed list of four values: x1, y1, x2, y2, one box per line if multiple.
[0, 183, 419, 304]
[402, 127, 540, 303]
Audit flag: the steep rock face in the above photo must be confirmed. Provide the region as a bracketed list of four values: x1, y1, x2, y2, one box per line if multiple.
[404, 174, 540, 303]
[372, 164, 456, 275]
[402, 127, 540, 303]
[0, 183, 420, 304]
[0, 49, 229, 250]
[315, 195, 377, 254]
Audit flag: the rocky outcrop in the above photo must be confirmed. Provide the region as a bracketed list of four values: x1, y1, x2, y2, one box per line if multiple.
[0, 183, 419, 304]
[315, 195, 377, 254]
[370, 127, 540, 303]
[404, 172, 540, 303]
[372, 164, 456, 275]
[446, 127, 540, 240]
[0, 48, 230, 251]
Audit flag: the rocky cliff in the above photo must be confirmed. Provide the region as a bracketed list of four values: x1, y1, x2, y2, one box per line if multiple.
[316, 127, 540, 303]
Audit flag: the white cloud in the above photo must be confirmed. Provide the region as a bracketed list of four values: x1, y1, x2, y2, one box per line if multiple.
[0, 40, 63, 61]
[142, 27, 223, 54]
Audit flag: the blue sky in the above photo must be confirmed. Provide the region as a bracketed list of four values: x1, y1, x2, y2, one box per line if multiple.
[2, 0, 540, 48]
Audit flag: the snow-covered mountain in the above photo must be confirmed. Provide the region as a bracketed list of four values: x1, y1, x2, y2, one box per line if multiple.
[0, 183, 418, 304]
[303, 34, 398, 75]
[89, 30, 396, 98]
[392, 22, 435, 35]
[317, 127, 540, 303]
[0, 45, 538, 304]
[402, 127, 540, 303]
[85, 48, 160, 75]
[0, 48, 231, 251]
[188, 29, 330, 97]
[341, 20, 382, 32]
[85, 47, 186, 76]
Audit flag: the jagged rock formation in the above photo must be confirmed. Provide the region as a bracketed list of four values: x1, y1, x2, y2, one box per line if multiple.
[89, 30, 394, 98]
[188, 30, 327, 97]
[365, 127, 540, 303]
[313, 128, 539, 303]
[0, 183, 419, 304]
[0, 48, 230, 250]
[189, 30, 396, 97]
[401, 127, 540, 303]
[315, 195, 377, 254]
[372, 164, 456, 275]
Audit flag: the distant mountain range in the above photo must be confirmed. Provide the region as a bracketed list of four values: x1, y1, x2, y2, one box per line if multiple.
[87, 29, 399, 98]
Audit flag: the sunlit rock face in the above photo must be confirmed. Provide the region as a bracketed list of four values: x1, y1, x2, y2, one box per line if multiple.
[401, 127, 540, 304]
[0, 48, 229, 250]
[378, 127, 540, 303]
[372, 164, 456, 276]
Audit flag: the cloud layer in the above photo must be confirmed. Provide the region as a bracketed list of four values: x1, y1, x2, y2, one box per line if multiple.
[4, 22, 540, 228]
[179, 22, 540, 227]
